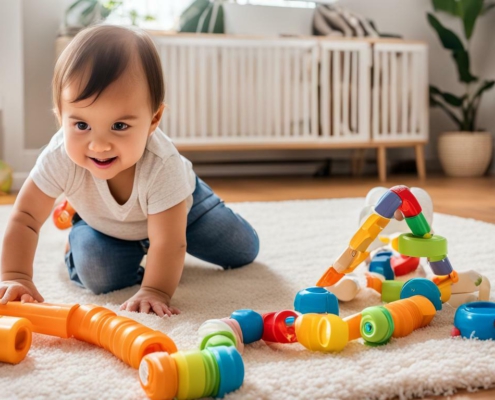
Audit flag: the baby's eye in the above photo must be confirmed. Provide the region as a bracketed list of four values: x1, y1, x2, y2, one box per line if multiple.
[76, 122, 90, 130]
[112, 122, 129, 131]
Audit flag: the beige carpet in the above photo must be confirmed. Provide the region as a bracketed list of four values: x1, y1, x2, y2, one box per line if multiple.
[1, 199, 495, 400]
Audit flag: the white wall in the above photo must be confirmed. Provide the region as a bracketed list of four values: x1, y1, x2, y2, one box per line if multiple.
[340, 0, 495, 173]
[23, 0, 65, 149]
[2, 0, 494, 182]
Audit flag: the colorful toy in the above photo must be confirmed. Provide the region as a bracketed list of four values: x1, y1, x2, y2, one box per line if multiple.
[139, 346, 244, 400]
[0, 301, 245, 400]
[53, 200, 76, 229]
[316, 185, 458, 288]
[294, 287, 339, 315]
[452, 302, 495, 340]
[0, 301, 176, 368]
[358, 186, 434, 253]
[295, 293, 437, 352]
[325, 275, 361, 302]
[444, 270, 491, 308]
[0, 316, 32, 364]
[262, 310, 298, 343]
[230, 309, 263, 344]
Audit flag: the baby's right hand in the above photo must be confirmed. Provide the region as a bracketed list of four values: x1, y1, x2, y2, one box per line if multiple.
[0, 279, 44, 304]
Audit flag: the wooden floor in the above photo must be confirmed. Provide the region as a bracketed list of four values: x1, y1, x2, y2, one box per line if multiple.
[1, 174, 494, 399]
[204, 174, 495, 224]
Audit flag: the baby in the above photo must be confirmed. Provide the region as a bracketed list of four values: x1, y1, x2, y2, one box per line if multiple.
[0, 25, 259, 316]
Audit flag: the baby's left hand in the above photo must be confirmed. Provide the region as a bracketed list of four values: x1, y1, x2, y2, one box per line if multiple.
[120, 286, 181, 317]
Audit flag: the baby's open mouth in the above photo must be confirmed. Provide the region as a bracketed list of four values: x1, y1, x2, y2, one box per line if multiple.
[90, 157, 117, 166]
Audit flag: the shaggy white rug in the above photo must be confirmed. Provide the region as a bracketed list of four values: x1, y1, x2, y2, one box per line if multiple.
[1, 198, 495, 400]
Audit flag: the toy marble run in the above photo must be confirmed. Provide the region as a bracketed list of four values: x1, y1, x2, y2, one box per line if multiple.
[316, 185, 458, 289]
[0, 301, 244, 400]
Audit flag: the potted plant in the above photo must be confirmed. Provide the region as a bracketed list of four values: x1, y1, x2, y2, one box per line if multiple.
[428, 0, 494, 177]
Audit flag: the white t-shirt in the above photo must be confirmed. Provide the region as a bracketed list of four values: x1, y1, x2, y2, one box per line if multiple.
[30, 128, 196, 240]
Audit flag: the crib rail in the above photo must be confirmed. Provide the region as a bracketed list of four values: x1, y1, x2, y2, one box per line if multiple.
[152, 35, 428, 145]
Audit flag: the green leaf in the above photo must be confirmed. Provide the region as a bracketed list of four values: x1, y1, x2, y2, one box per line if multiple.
[429, 87, 463, 129]
[144, 15, 156, 21]
[81, 2, 97, 17]
[462, 0, 483, 39]
[472, 80, 495, 101]
[429, 85, 465, 107]
[452, 49, 478, 83]
[432, 0, 461, 16]
[427, 13, 464, 50]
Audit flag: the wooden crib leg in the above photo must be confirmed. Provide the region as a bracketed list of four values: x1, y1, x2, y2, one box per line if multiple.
[415, 144, 426, 180]
[377, 146, 387, 182]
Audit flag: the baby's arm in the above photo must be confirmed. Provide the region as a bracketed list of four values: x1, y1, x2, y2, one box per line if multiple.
[0, 178, 56, 304]
[120, 199, 187, 316]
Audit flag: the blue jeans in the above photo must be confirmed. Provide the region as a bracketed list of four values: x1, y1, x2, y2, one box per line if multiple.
[65, 177, 259, 294]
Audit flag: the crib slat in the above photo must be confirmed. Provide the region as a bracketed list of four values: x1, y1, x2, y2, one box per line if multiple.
[333, 50, 341, 138]
[221, 47, 228, 138]
[302, 49, 309, 137]
[381, 51, 389, 136]
[401, 52, 409, 134]
[342, 50, 350, 137]
[293, 48, 300, 138]
[351, 50, 358, 133]
[199, 46, 207, 138]
[410, 51, 418, 135]
[320, 48, 330, 138]
[211, 47, 219, 139]
[231, 48, 238, 137]
[274, 46, 282, 138]
[390, 51, 397, 138]
[372, 49, 380, 139]
[284, 47, 291, 138]
[311, 46, 318, 138]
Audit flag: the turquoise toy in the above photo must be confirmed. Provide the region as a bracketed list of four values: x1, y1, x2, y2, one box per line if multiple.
[400, 278, 442, 311]
[294, 287, 339, 315]
[230, 309, 263, 344]
[369, 251, 395, 281]
[453, 302, 495, 340]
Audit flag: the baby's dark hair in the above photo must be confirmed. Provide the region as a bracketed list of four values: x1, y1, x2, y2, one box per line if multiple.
[53, 24, 164, 117]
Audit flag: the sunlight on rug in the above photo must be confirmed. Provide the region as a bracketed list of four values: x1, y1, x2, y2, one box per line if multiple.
[0, 198, 494, 400]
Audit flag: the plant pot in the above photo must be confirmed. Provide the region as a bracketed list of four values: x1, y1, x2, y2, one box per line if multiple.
[438, 131, 493, 177]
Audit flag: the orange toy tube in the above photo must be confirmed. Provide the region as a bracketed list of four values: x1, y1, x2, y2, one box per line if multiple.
[343, 313, 362, 341]
[0, 302, 78, 338]
[0, 316, 33, 364]
[0, 302, 177, 369]
[383, 295, 436, 338]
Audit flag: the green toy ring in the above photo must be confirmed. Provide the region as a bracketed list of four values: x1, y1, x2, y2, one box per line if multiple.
[360, 307, 394, 345]
[398, 234, 447, 258]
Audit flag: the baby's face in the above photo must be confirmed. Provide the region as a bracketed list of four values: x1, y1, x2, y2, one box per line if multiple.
[60, 61, 162, 181]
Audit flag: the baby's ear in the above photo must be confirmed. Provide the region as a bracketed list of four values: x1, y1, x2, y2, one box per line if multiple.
[149, 103, 165, 135]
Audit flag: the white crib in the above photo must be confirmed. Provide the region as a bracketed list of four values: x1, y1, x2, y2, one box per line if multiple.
[150, 33, 428, 181]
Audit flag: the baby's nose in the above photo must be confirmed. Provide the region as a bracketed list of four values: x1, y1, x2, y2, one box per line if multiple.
[88, 135, 111, 152]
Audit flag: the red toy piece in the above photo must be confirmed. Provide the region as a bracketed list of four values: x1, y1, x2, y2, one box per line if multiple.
[261, 310, 298, 344]
[390, 185, 422, 218]
[391, 255, 420, 277]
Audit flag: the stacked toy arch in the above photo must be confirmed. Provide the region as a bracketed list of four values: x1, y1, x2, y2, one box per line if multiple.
[316, 185, 459, 289]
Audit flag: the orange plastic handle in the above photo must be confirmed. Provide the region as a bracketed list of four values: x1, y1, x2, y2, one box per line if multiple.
[0, 302, 177, 369]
